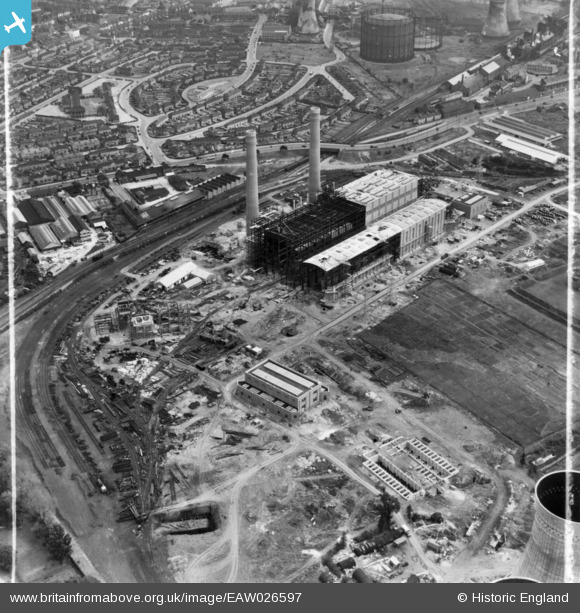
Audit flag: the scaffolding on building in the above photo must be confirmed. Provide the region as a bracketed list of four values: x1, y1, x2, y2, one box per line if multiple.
[247, 195, 366, 287]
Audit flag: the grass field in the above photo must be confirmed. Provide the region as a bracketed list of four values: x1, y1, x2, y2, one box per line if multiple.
[256, 43, 334, 66]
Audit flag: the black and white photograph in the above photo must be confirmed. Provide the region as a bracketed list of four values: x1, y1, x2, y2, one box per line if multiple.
[0, 0, 578, 598]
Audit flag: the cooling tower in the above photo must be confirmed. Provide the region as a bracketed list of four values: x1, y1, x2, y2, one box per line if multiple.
[482, 0, 510, 38]
[506, 0, 521, 27]
[308, 106, 321, 204]
[245, 130, 259, 227]
[298, 0, 320, 35]
[519, 471, 580, 583]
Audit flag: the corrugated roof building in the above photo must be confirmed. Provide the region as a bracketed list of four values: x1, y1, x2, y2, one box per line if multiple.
[18, 199, 55, 226]
[29, 224, 61, 251]
[495, 134, 564, 165]
[51, 216, 79, 242]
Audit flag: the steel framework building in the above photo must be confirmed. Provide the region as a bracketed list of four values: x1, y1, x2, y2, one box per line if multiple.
[360, 7, 415, 64]
[246, 195, 366, 287]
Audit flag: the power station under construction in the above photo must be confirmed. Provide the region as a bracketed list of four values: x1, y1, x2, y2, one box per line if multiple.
[245, 105, 448, 289]
[519, 471, 580, 583]
[359, 4, 443, 64]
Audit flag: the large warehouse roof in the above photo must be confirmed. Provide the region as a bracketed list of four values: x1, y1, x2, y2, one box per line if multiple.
[495, 134, 564, 165]
[157, 261, 198, 289]
[337, 169, 417, 207]
[304, 198, 448, 272]
[249, 360, 318, 397]
[51, 216, 78, 242]
[18, 199, 55, 226]
[29, 224, 61, 251]
[486, 115, 562, 143]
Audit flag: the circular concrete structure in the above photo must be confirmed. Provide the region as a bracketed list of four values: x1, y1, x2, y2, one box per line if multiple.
[494, 577, 540, 583]
[360, 8, 415, 64]
[519, 471, 580, 583]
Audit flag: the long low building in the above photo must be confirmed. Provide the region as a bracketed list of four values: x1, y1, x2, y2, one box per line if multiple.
[484, 115, 562, 147]
[156, 261, 214, 290]
[236, 359, 329, 421]
[302, 198, 448, 291]
[495, 134, 566, 166]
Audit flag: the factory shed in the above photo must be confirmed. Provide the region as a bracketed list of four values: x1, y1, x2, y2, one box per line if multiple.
[51, 216, 79, 242]
[237, 359, 329, 421]
[303, 198, 447, 290]
[18, 199, 55, 226]
[42, 195, 70, 220]
[484, 115, 562, 146]
[337, 169, 418, 224]
[157, 262, 198, 290]
[29, 224, 61, 251]
[495, 134, 563, 166]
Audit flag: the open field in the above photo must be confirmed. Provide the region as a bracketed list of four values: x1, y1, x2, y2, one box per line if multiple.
[360, 279, 577, 447]
[256, 43, 334, 66]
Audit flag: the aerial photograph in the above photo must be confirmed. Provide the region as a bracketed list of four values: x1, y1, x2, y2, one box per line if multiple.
[0, 0, 578, 587]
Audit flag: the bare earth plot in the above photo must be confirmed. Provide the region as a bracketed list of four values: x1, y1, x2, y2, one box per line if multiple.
[360, 280, 577, 447]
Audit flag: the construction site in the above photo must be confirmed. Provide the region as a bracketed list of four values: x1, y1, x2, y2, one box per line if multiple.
[6, 0, 578, 587]
[26, 74, 575, 583]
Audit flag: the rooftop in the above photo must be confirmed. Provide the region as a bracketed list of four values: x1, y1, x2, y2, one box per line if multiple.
[337, 169, 417, 207]
[495, 134, 565, 165]
[248, 359, 319, 397]
[486, 115, 562, 142]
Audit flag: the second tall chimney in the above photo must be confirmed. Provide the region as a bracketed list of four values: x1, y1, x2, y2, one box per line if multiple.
[308, 106, 321, 204]
[245, 129, 259, 227]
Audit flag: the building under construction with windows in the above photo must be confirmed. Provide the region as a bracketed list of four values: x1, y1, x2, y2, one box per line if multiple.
[246, 194, 366, 287]
[302, 198, 448, 292]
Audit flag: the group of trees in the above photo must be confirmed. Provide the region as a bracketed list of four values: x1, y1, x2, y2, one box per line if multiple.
[0, 448, 72, 573]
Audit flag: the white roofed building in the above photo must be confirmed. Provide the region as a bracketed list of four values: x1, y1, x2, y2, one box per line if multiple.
[156, 262, 214, 291]
[337, 169, 418, 224]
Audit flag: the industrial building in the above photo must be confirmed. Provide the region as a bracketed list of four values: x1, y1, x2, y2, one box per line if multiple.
[450, 193, 490, 219]
[236, 359, 329, 421]
[18, 198, 55, 226]
[28, 224, 61, 251]
[519, 470, 580, 582]
[129, 314, 155, 340]
[495, 134, 565, 166]
[156, 262, 214, 291]
[302, 198, 447, 291]
[337, 169, 418, 224]
[484, 115, 562, 147]
[363, 437, 458, 501]
[360, 7, 415, 64]
[246, 195, 366, 286]
[50, 216, 79, 242]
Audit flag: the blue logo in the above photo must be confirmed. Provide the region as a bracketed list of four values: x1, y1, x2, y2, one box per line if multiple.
[0, 1, 31, 52]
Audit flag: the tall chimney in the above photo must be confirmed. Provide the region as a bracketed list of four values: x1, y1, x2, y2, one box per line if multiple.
[308, 106, 321, 204]
[482, 0, 509, 38]
[245, 129, 259, 227]
[506, 0, 521, 27]
[519, 471, 580, 582]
